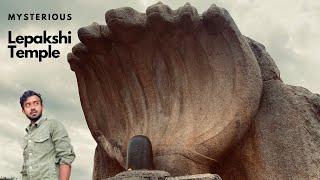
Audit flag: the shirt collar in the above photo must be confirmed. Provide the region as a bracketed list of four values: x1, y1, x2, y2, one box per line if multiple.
[25, 116, 47, 133]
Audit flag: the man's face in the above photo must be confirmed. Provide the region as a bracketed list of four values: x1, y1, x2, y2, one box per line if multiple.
[22, 95, 44, 121]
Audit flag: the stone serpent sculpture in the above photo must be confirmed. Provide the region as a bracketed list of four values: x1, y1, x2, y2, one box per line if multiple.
[68, 2, 320, 180]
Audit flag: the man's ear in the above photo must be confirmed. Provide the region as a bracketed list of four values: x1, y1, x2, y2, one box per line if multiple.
[22, 108, 26, 115]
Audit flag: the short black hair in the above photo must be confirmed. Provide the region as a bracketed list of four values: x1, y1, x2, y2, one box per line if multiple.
[20, 90, 43, 109]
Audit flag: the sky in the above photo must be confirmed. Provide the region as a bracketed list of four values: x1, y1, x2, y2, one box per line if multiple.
[0, 0, 319, 179]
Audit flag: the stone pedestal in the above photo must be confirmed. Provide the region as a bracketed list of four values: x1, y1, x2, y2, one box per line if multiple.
[104, 170, 222, 180]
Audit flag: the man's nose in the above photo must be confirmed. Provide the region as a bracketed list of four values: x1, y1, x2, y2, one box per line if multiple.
[30, 104, 36, 109]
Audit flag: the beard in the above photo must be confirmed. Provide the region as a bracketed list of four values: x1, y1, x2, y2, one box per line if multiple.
[26, 110, 42, 121]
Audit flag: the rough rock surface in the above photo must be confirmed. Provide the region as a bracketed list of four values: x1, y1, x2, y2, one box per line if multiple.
[68, 2, 320, 180]
[105, 170, 170, 180]
[211, 38, 320, 179]
[103, 170, 221, 180]
[166, 174, 222, 180]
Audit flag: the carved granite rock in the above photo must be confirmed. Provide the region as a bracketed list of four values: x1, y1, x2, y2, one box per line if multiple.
[103, 170, 221, 180]
[67, 2, 320, 180]
[212, 38, 320, 179]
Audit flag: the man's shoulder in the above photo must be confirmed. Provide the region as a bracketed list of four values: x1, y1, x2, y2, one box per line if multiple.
[44, 117, 62, 123]
[42, 118, 69, 136]
[43, 118, 65, 128]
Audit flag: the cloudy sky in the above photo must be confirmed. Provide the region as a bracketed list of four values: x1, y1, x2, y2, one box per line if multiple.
[0, 0, 319, 179]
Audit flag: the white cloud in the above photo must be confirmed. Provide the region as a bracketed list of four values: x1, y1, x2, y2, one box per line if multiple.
[0, 0, 319, 179]
[0, 24, 95, 179]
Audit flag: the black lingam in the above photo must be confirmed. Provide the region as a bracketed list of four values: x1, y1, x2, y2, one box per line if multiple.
[126, 135, 154, 170]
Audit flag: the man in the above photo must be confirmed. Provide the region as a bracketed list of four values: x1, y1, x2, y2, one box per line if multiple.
[20, 90, 76, 180]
